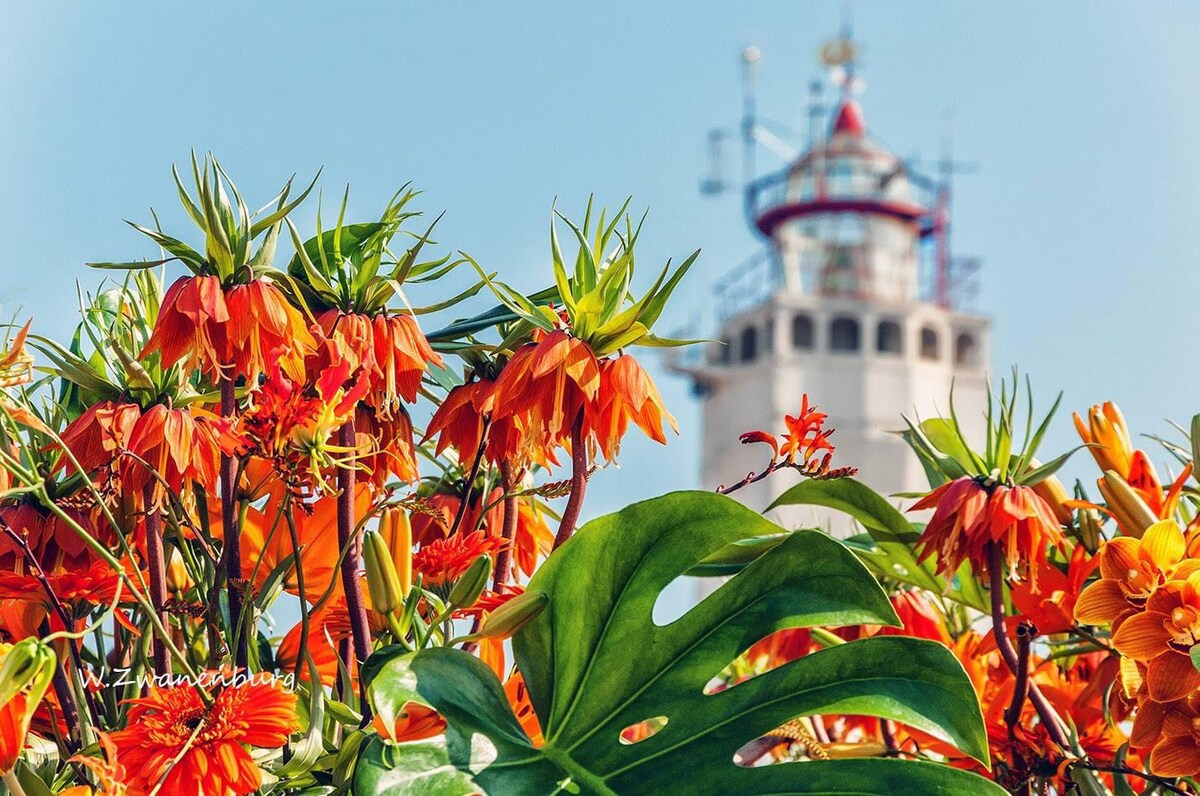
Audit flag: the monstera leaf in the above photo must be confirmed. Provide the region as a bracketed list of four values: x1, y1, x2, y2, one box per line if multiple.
[356, 491, 1001, 795]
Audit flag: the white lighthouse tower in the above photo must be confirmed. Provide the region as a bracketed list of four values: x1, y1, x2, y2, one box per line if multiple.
[671, 39, 990, 535]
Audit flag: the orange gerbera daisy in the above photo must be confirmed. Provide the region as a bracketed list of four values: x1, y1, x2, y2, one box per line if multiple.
[912, 476, 1064, 588]
[108, 677, 298, 796]
[121, 403, 220, 508]
[412, 530, 506, 589]
[0, 558, 123, 608]
[1111, 573, 1200, 702]
[408, 489, 552, 579]
[588, 355, 676, 461]
[492, 329, 600, 457]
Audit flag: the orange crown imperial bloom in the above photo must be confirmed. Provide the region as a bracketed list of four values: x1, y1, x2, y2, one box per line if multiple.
[1075, 520, 1200, 628]
[108, 677, 298, 796]
[912, 476, 1064, 589]
[223, 280, 315, 382]
[491, 329, 600, 457]
[142, 275, 313, 383]
[425, 378, 496, 461]
[122, 404, 221, 507]
[315, 310, 442, 417]
[57, 400, 142, 478]
[1112, 573, 1200, 702]
[588, 354, 677, 462]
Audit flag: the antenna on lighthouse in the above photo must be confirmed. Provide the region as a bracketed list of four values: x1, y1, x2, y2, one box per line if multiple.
[741, 45, 761, 188]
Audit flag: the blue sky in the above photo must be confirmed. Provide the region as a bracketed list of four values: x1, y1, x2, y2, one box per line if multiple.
[2, 2, 1199, 518]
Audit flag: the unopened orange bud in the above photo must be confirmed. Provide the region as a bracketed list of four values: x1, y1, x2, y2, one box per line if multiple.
[379, 508, 412, 596]
[1099, 470, 1157, 538]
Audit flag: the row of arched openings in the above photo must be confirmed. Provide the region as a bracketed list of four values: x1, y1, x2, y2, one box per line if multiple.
[731, 315, 978, 366]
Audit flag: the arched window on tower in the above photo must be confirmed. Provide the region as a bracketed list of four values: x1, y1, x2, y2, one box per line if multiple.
[739, 326, 758, 363]
[792, 313, 814, 350]
[829, 317, 860, 353]
[954, 333, 978, 367]
[876, 320, 903, 355]
[920, 327, 940, 361]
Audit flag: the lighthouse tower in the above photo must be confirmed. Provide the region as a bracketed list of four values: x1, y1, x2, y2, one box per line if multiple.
[671, 40, 990, 535]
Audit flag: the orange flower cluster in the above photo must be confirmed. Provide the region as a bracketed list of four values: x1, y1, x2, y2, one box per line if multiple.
[108, 677, 298, 795]
[913, 477, 1064, 588]
[144, 275, 314, 382]
[430, 330, 675, 468]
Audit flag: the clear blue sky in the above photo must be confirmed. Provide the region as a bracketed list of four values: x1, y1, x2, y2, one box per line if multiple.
[3, 2, 1199, 518]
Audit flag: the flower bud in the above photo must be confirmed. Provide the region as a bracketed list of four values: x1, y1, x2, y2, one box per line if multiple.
[479, 591, 548, 639]
[379, 508, 412, 596]
[0, 638, 55, 710]
[166, 546, 192, 595]
[448, 554, 492, 609]
[1100, 470, 1157, 538]
[364, 528, 406, 615]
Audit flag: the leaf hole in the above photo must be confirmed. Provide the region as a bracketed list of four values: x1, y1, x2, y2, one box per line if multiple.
[651, 573, 727, 626]
[618, 715, 668, 745]
[703, 628, 816, 695]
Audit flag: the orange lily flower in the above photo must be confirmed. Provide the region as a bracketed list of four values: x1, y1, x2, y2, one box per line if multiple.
[588, 355, 677, 461]
[1111, 573, 1200, 702]
[1075, 402, 1135, 477]
[1075, 519, 1199, 627]
[1010, 543, 1098, 636]
[372, 702, 446, 744]
[233, 486, 372, 602]
[913, 477, 1064, 589]
[69, 732, 129, 796]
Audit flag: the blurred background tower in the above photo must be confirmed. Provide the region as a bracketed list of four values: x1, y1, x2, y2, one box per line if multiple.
[669, 35, 990, 536]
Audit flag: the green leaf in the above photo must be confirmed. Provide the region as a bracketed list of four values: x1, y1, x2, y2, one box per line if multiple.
[767, 478, 920, 545]
[357, 492, 996, 795]
[767, 479, 943, 595]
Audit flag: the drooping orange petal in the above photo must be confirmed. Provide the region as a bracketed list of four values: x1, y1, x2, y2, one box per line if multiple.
[1111, 611, 1171, 661]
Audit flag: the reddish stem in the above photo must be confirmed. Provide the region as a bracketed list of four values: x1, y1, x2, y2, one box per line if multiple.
[220, 377, 247, 669]
[553, 411, 588, 550]
[336, 419, 373, 720]
[987, 542, 1071, 749]
[144, 487, 170, 676]
[491, 461, 519, 589]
